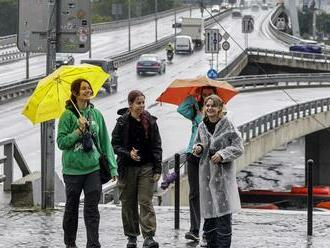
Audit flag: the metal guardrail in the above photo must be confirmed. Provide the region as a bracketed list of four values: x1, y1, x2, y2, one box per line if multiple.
[0, 138, 31, 191]
[238, 97, 330, 142]
[0, 6, 190, 53]
[0, 35, 16, 49]
[247, 47, 330, 62]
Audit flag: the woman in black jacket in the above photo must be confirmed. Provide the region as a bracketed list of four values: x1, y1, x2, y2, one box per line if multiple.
[112, 90, 162, 248]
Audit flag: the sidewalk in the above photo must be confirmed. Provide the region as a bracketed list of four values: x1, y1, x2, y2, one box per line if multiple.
[1, 204, 330, 248]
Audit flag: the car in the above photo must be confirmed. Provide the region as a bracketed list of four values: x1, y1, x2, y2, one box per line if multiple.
[136, 54, 166, 75]
[172, 17, 183, 28]
[261, 4, 268, 10]
[80, 59, 118, 94]
[55, 53, 74, 68]
[175, 35, 194, 54]
[232, 10, 242, 18]
[211, 5, 220, 13]
[251, 4, 259, 11]
[289, 43, 322, 54]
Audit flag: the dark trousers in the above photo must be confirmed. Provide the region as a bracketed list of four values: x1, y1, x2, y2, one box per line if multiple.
[203, 214, 232, 248]
[186, 153, 201, 234]
[118, 165, 156, 238]
[63, 170, 102, 248]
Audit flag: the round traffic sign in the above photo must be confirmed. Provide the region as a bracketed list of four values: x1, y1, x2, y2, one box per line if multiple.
[222, 41, 230, 51]
[207, 68, 218, 79]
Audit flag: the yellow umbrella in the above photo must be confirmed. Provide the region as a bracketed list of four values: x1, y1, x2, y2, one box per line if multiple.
[22, 63, 110, 124]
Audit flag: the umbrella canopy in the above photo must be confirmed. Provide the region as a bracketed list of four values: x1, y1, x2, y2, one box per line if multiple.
[156, 76, 238, 105]
[22, 64, 110, 124]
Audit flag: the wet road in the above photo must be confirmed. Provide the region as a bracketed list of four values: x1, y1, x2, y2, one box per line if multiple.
[0, 205, 329, 248]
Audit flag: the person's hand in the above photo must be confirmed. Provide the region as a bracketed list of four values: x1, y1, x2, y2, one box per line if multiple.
[211, 153, 222, 164]
[112, 176, 118, 182]
[130, 147, 141, 161]
[192, 145, 202, 156]
[152, 173, 161, 182]
[77, 116, 88, 132]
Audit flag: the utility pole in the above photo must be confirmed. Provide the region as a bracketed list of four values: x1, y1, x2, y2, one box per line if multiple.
[155, 0, 158, 42]
[128, 0, 131, 51]
[42, 0, 57, 209]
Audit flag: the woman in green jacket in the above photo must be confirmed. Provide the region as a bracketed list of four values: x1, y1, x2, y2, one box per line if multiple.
[57, 78, 118, 248]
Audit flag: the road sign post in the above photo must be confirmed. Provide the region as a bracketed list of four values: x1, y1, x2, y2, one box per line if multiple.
[43, 0, 57, 210]
[242, 15, 254, 49]
[18, 0, 91, 209]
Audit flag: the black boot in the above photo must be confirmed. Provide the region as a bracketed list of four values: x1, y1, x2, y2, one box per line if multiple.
[142, 236, 159, 248]
[127, 236, 137, 248]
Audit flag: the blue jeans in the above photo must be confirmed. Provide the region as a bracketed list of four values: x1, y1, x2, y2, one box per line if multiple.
[203, 214, 232, 248]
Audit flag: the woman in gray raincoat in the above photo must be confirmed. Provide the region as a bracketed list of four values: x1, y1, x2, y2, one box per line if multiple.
[193, 94, 243, 248]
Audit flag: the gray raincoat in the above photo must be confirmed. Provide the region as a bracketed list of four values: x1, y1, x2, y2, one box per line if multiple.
[194, 116, 244, 219]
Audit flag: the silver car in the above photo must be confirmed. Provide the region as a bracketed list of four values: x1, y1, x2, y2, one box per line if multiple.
[136, 54, 166, 75]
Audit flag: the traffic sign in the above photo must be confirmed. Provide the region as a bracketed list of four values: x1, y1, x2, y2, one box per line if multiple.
[205, 29, 220, 53]
[242, 15, 254, 33]
[222, 41, 230, 51]
[223, 32, 230, 41]
[207, 68, 218, 79]
[18, 0, 91, 53]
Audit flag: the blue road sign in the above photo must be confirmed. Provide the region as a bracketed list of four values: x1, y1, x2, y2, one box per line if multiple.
[207, 68, 218, 79]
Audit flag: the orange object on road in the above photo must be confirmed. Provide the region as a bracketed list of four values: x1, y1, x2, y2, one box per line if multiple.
[243, 203, 279, 210]
[316, 201, 330, 209]
[156, 76, 238, 105]
[291, 186, 330, 195]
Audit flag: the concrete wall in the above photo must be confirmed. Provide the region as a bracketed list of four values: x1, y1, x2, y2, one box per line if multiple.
[306, 129, 330, 185]
[235, 111, 330, 173]
[249, 55, 330, 72]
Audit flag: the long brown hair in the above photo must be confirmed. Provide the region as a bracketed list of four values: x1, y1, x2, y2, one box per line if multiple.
[66, 78, 93, 108]
[128, 90, 150, 138]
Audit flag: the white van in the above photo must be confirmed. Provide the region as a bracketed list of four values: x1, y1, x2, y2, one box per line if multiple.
[175, 35, 194, 54]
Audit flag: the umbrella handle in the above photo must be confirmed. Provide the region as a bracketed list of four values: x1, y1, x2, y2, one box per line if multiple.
[70, 99, 83, 118]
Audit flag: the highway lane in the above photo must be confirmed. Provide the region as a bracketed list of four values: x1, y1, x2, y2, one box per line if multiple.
[1, 8, 322, 180]
[0, 8, 208, 85]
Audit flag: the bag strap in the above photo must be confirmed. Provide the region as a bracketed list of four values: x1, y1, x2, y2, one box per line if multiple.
[87, 111, 103, 155]
[68, 107, 103, 155]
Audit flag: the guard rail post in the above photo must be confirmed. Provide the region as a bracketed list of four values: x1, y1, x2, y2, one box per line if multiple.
[174, 153, 180, 229]
[307, 159, 314, 238]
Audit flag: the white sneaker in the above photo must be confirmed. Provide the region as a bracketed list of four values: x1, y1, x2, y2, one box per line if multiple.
[198, 236, 207, 248]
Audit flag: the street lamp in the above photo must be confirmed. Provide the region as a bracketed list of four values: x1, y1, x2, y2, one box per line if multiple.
[128, 0, 131, 51]
[155, 0, 158, 42]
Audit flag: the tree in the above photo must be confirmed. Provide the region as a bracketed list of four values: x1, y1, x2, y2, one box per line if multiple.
[0, 0, 18, 36]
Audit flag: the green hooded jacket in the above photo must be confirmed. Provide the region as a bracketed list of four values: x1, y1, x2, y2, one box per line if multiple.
[57, 104, 118, 176]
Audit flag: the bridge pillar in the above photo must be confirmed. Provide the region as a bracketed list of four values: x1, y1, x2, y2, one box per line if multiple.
[286, 0, 300, 37]
[305, 129, 330, 185]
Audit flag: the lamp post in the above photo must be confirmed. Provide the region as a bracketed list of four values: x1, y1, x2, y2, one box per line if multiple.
[128, 0, 131, 51]
[155, 0, 158, 42]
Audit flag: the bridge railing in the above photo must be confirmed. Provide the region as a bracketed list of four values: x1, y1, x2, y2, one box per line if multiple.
[239, 97, 330, 142]
[247, 47, 330, 62]
[0, 138, 31, 191]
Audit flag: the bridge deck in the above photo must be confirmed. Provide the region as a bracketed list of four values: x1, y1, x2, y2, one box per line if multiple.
[0, 202, 329, 247]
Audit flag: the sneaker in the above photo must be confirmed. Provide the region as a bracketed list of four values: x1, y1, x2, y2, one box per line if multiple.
[127, 236, 137, 248]
[198, 235, 207, 248]
[142, 236, 159, 248]
[185, 231, 199, 242]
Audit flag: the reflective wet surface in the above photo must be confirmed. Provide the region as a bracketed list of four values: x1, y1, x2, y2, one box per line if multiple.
[0, 205, 330, 248]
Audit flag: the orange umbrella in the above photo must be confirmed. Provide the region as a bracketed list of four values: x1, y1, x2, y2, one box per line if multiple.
[156, 76, 238, 105]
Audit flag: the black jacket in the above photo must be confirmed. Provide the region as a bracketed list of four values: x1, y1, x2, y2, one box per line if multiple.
[111, 109, 162, 177]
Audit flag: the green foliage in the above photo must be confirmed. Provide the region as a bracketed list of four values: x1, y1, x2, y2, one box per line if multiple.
[0, 0, 18, 36]
[298, 9, 330, 39]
